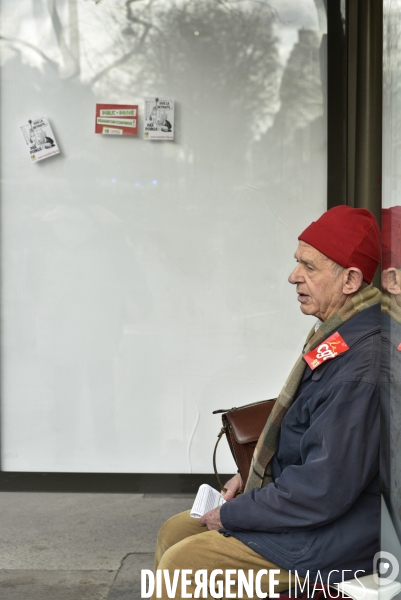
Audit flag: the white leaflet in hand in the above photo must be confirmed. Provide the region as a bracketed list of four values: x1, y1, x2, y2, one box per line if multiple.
[190, 484, 226, 518]
[20, 116, 60, 163]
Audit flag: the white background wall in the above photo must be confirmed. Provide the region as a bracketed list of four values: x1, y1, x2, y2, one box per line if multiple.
[0, 0, 327, 473]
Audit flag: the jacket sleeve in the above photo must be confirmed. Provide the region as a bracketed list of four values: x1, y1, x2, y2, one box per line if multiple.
[220, 380, 379, 533]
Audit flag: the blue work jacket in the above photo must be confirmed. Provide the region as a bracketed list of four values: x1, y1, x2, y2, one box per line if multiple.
[220, 304, 380, 584]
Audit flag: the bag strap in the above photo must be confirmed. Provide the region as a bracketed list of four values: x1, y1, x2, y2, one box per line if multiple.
[213, 425, 228, 492]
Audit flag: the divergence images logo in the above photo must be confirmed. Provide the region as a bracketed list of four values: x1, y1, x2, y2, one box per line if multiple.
[373, 551, 400, 585]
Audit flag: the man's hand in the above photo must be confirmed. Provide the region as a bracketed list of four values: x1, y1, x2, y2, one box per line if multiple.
[199, 506, 223, 530]
[221, 473, 243, 501]
[198, 475, 242, 530]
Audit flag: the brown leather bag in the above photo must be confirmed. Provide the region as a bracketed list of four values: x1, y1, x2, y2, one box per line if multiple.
[213, 399, 276, 490]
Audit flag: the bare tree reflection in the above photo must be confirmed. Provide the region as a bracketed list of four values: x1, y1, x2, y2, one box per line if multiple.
[252, 28, 326, 216]
[3, 0, 281, 188]
[91, 0, 281, 185]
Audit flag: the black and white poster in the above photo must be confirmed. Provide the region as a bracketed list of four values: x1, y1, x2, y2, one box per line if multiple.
[143, 98, 174, 140]
[20, 116, 60, 162]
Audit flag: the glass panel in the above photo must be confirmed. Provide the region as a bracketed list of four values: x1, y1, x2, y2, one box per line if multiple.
[381, 0, 401, 583]
[0, 0, 327, 473]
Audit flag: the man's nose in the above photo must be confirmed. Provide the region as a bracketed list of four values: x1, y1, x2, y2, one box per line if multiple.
[288, 264, 302, 285]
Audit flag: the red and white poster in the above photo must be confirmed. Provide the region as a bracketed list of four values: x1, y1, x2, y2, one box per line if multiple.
[95, 104, 138, 135]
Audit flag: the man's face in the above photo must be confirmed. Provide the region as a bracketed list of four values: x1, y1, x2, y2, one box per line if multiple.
[288, 241, 346, 322]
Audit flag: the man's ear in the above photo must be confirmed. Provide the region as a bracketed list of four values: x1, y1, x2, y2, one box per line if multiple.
[342, 267, 364, 295]
[382, 268, 401, 295]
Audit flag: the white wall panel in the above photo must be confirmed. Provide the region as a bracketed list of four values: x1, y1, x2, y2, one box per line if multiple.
[0, 0, 327, 473]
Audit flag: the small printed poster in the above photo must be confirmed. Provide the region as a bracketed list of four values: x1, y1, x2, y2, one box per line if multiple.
[144, 97, 174, 140]
[95, 104, 138, 135]
[20, 116, 60, 163]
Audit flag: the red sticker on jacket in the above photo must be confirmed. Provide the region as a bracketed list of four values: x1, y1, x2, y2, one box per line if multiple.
[303, 332, 350, 370]
[398, 343, 401, 351]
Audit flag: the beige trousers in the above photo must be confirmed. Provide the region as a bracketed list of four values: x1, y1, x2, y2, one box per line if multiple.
[152, 510, 299, 599]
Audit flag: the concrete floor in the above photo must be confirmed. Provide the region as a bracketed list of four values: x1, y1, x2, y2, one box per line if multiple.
[0, 492, 194, 599]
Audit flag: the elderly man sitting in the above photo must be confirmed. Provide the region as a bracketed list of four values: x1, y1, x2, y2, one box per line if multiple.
[152, 206, 381, 599]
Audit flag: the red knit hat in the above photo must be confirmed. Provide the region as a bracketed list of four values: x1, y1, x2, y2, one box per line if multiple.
[382, 206, 401, 270]
[298, 206, 380, 283]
